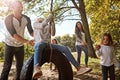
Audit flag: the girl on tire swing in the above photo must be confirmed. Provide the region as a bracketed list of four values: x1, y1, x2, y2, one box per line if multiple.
[32, 11, 91, 79]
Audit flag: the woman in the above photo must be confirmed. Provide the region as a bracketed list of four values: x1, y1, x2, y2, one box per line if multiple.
[75, 21, 88, 67]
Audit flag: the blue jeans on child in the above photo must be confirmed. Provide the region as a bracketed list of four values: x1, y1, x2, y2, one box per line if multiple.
[34, 42, 47, 66]
[34, 42, 80, 69]
[75, 45, 88, 66]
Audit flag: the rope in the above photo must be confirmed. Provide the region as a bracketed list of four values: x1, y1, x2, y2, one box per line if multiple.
[49, 0, 53, 63]
[49, 44, 53, 62]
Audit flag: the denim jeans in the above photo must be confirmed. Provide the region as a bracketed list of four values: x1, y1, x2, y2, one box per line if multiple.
[101, 65, 115, 80]
[75, 45, 88, 66]
[0, 44, 24, 80]
[34, 43, 80, 69]
[51, 44, 80, 68]
[34, 42, 47, 66]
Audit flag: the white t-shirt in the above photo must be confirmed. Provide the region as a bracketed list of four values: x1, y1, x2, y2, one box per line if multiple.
[75, 32, 86, 45]
[96, 45, 119, 67]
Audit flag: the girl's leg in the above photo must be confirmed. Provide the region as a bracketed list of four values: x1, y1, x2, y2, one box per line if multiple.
[33, 42, 47, 79]
[109, 65, 115, 80]
[102, 65, 108, 80]
[81, 45, 88, 66]
[52, 44, 80, 69]
[75, 45, 82, 66]
[34, 42, 47, 66]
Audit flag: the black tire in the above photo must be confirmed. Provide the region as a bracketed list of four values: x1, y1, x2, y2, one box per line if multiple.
[20, 48, 73, 80]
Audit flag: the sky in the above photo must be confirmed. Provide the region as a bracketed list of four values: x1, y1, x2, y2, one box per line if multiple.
[55, 20, 77, 36]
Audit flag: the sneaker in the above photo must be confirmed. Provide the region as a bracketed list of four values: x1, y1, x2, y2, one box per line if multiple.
[33, 65, 43, 79]
[75, 67, 92, 76]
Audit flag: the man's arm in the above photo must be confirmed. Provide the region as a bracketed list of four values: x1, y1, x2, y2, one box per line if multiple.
[5, 15, 16, 37]
[5, 15, 34, 46]
[13, 34, 28, 43]
[13, 34, 34, 46]
[23, 15, 33, 37]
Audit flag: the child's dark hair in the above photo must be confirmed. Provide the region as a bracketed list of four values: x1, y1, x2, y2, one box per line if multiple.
[101, 33, 113, 45]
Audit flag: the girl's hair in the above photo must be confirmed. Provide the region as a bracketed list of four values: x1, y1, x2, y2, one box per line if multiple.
[101, 33, 113, 45]
[75, 21, 84, 33]
[52, 38, 58, 44]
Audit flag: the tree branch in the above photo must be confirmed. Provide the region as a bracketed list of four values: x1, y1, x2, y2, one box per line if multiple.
[54, 6, 75, 12]
[71, 0, 79, 10]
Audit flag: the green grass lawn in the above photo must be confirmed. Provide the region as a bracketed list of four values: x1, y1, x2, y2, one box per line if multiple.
[72, 52, 101, 74]
[72, 52, 120, 80]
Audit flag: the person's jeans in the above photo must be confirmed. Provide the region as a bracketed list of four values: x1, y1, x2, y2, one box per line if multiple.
[102, 65, 115, 80]
[34, 43, 79, 69]
[0, 44, 24, 80]
[34, 42, 47, 66]
[75, 45, 88, 66]
[52, 44, 80, 68]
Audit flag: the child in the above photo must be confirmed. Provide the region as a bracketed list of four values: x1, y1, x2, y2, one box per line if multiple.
[32, 12, 55, 79]
[33, 12, 92, 79]
[96, 33, 120, 80]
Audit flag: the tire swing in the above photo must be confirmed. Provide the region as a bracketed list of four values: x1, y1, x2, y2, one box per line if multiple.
[20, 0, 73, 79]
[20, 46, 73, 80]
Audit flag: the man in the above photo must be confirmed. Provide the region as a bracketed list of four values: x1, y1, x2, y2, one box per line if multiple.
[0, 1, 33, 80]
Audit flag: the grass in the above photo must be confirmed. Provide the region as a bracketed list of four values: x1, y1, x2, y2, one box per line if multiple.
[72, 52, 120, 80]
[0, 51, 119, 80]
[72, 52, 101, 74]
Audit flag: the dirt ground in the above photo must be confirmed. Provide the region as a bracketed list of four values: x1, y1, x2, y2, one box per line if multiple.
[0, 63, 102, 80]
[0, 63, 119, 80]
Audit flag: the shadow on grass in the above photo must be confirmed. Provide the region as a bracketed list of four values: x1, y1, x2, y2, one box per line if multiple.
[75, 74, 101, 80]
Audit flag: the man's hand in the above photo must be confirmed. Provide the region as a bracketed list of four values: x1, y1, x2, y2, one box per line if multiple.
[27, 40, 34, 46]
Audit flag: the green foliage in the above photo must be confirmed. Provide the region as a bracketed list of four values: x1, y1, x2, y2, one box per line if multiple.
[0, 42, 4, 60]
[22, 0, 79, 23]
[54, 34, 76, 52]
[24, 44, 34, 61]
[0, 42, 34, 61]
[85, 0, 120, 60]
[86, 0, 120, 44]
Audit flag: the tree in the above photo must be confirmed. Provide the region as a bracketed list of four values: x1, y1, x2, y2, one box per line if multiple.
[86, 0, 120, 60]
[71, 0, 96, 57]
[22, 0, 96, 57]
[54, 34, 76, 52]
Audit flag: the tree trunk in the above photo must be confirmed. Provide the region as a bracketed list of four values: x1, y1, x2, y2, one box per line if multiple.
[79, 0, 97, 58]
[72, 0, 97, 58]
